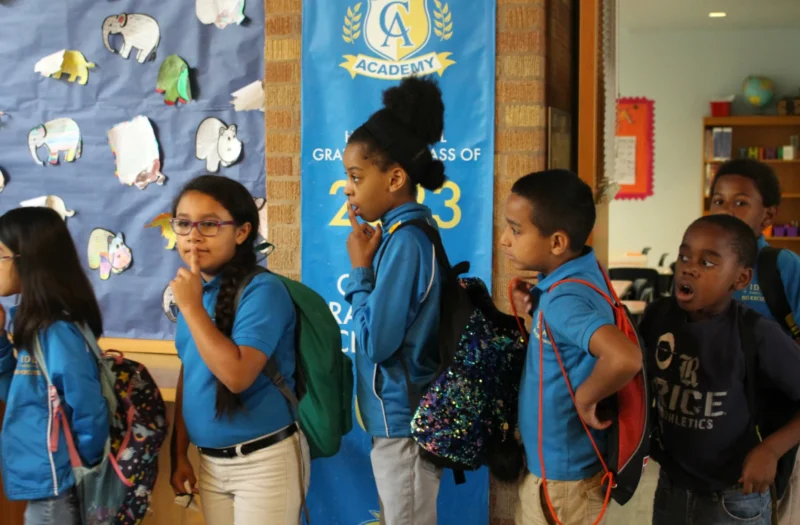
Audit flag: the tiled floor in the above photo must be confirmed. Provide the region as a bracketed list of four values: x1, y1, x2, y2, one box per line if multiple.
[604, 462, 659, 525]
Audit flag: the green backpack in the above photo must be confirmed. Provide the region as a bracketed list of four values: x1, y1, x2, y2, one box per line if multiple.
[235, 267, 354, 458]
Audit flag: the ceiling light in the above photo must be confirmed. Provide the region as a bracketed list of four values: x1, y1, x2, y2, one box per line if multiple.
[708, 12, 727, 18]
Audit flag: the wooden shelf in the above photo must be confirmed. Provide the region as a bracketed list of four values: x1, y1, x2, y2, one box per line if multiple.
[704, 116, 800, 127]
[705, 159, 800, 165]
[767, 237, 800, 242]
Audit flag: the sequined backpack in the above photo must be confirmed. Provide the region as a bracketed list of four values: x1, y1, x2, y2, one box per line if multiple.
[390, 220, 528, 483]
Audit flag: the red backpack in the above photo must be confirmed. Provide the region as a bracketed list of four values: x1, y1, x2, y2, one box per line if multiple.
[512, 263, 651, 525]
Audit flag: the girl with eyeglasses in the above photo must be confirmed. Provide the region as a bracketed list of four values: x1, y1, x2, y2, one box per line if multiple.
[167, 175, 309, 525]
[0, 207, 108, 525]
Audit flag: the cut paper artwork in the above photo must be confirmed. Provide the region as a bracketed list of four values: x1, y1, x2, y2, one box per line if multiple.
[0, 169, 5, 193]
[102, 13, 161, 64]
[196, 0, 246, 29]
[254, 196, 268, 243]
[231, 80, 264, 112]
[28, 118, 81, 166]
[163, 285, 178, 322]
[20, 196, 75, 221]
[34, 50, 96, 85]
[146, 212, 176, 250]
[88, 228, 132, 280]
[157, 55, 192, 105]
[196, 117, 242, 172]
[108, 116, 166, 190]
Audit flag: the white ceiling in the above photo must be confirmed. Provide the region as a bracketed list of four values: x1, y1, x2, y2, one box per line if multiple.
[620, 0, 800, 31]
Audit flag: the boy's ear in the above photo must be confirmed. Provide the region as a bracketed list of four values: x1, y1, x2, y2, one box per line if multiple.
[550, 230, 570, 257]
[733, 266, 753, 292]
[760, 205, 778, 230]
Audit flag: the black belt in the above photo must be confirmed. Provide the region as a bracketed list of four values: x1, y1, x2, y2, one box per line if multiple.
[198, 425, 297, 459]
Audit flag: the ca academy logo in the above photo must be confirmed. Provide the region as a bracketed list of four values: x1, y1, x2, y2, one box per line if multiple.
[340, 0, 456, 80]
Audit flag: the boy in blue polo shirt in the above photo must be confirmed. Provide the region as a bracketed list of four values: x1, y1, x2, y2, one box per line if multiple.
[502, 169, 642, 525]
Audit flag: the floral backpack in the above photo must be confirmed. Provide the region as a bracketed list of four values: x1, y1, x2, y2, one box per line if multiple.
[33, 325, 168, 525]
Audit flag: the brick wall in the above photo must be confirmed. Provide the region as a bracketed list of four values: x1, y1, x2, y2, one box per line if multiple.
[265, 0, 572, 522]
[265, 0, 302, 281]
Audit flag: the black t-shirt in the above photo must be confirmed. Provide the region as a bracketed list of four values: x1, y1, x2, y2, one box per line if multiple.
[639, 298, 800, 490]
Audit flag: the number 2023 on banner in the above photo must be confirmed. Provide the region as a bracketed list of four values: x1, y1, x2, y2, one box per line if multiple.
[328, 180, 462, 229]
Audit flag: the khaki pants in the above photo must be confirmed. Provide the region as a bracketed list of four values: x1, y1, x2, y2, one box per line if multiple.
[199, 429, 310, 525]
[370, 437, 443, 525]
[515, 471, 607, 525]
[777, 450, 800, 525]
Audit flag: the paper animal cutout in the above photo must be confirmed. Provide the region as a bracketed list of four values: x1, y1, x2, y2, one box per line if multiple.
[146, 212, 176, 250]
[254, 197, 268, 240]
[0, 169, 5, 193]
[29, 118, 81, 166]
[163, 285, 178, 322]
[231, 80, 264, 112]
[157, 55, 192, 105]
[196, 0, 246, 29]
[102, 13, 160, 63]
[88, 228, 132, 280]
[253, 197, 273, 254]
[196, 117, 242, 172]
[35, 50, 96, 85]
[20, 196, 75, 221]
[108, 116, 166, 190]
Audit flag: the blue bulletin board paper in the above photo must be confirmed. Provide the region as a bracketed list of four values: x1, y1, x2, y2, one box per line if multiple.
[0, 0, 265, 340]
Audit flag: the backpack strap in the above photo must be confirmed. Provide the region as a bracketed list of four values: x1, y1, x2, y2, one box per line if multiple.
[533, 262, 625, 525]
[740, 308, 759, 426]
[758, 247, 800, 342]
[32, 336, 84, 469]
[374, 219, 471, 418]
[231, 266, 301, 411]
[738, 307, 781, 524]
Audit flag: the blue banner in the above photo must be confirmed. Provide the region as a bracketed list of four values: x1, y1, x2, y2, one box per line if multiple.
[301, 1, 496, 523]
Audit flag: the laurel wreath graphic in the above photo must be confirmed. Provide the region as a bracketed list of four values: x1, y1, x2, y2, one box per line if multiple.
[433, 0, 453, 41]
[342, 3, 363, 44]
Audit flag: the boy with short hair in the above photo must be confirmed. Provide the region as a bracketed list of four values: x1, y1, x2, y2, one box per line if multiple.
[640, 215, 800, 525]
[709, 158, 800, 338]
[502, 169, 642, 525]
[710, 158, 800, 523]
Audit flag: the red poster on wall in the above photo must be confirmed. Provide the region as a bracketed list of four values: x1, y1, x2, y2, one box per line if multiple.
[615, 97, 655, 200]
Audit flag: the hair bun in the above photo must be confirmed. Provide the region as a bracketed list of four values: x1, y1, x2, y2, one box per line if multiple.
[419, 160, 446, 190]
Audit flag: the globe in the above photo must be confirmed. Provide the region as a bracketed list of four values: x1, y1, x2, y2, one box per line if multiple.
[742, 75, 775, 109]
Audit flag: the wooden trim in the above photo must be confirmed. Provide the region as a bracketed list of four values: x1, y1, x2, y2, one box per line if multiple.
[577, 0, 599, 190]
[98, 337, 176, 355]
[704, 116, 800, 127]
[577, 0, 607, 263]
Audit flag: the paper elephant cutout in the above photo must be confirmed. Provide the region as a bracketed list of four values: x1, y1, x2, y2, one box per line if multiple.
[88, 228, 132, 280]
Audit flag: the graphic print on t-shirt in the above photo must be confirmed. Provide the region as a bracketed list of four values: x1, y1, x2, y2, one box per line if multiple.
[652, 332, 727, 432]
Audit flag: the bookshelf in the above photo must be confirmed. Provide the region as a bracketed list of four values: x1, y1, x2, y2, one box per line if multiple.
[702, 116, 800, 256]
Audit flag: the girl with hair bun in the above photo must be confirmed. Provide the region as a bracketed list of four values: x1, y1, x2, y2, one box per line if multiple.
[343, 76, 447, 525]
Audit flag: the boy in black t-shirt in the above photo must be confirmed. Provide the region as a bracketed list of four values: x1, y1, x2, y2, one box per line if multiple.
[639, 215, 800, 525]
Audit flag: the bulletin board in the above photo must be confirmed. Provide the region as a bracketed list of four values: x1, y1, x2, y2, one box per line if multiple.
[0, 1, 266, 346]
[614, 97, 654, 200]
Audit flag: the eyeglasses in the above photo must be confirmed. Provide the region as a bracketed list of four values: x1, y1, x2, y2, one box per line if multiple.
[0, 254, 18, 262]
[170, 218, 237, 237]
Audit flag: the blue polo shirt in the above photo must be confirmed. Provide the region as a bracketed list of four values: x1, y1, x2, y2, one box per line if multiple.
[519, 248, 614, 481]
[734, 236, 800, 327]
[175, 272, 296, 449]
